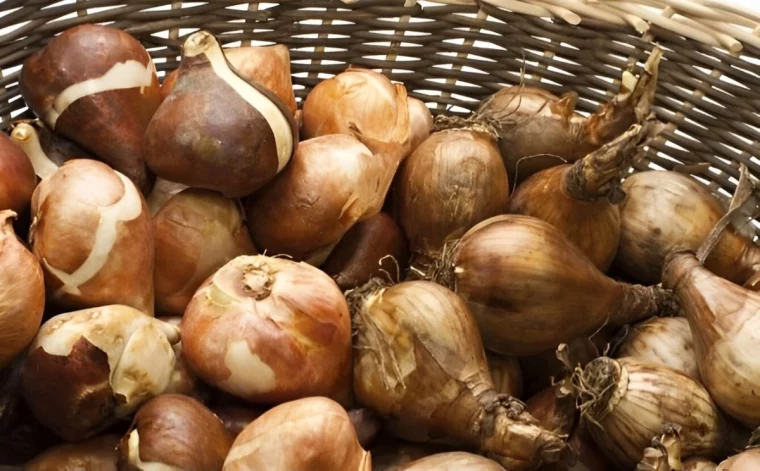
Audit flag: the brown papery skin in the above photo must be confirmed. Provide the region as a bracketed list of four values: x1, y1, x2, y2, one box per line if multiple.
[181, 255, 353, 405]
[302, 67, 411, 153]
[153, 188, 257, 315]
[322, 212, 409, 290]
[0, 133, 36, 213]
[718, 448, 760, 471]
[408, 97, 433, 152]
[19, 24, 160, 194]
[222, 397, 371, 471]
[247, 134, 401, 265]
[617, 171, 760, 285]
[118, 394, 233, 471]
[617, 316, 699, 381]
[578, 357, 725, 468]
[475, 49, 660, 186]
[525, 385, 576, 437]
[161, 45, 297, 115]
[145, 32, 298, 198]
[664, 252, 760, 427]
[353, 280, 568, 470]
[488, 353, 523, 398]
[395, 129, 509, 264]
[684, 457, 717, 471]
[0, 211, 45, 369]
[26, 434, 120, 471]
[29, 159, 155, 315]
[451, 215, 674, 355]
[399, 452, 506, 470]
[505, 120, 651, 273]
[22, 305, 181, 441]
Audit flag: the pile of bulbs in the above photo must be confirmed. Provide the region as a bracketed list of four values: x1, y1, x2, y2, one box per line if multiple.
[1, 23, 760, 471]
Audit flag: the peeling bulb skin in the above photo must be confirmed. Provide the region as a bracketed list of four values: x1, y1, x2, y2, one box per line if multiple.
[351, 280, 569, 470]
[19, 24, 161, 194]
[181, 255, 353, 405]
[0, 210, 45, 369]
[9, 121, 93, 180]
[247, 135, 399, 263]
[145, 178, 188, 215]
[30, 160, 155, 315]
[22, 305, 180, 441]
[153, 188, 257, 315]
[118, 394, 233, 471]
[663, 252, 760, 427]
[25, 434, 120, 471]
[476, 48, 661, 185]
[0, 132, 37, 214]
[223, 397, 371, 471]
[145, 31, 298, 198]
[618, 171, 760, 285]
[161, 45, 298, 116]
[577, 357, 725, 469]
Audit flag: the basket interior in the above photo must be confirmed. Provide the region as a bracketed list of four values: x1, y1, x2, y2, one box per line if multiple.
[1, 0, 759, 234]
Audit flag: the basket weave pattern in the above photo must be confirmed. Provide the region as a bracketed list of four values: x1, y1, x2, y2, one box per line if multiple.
[1, 0, 759, 214]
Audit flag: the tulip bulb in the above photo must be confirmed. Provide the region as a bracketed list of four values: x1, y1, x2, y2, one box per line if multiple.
[395, 127, 509, 265]
[441, 215, 678, 355]
[153, 188, 257, 315]
[181, 255, 352, 404]
[223, 397, 371, 470]
[145, 177, 188, 215]
[247, 134, 404, 264]
[22, 305, 181, 441]
[618, 170, 760, 285]
[145, 31, 298, 197]
[352, 280, 569, 470]
[617, 316, 699, 380]
[19, 24, 161, 194]
[118, 394, 233, 470]
[508, 121, 660, 271]
[0, 132, 36, 213]
[399, 452, 506, 470]
[475, 48, 661, 185]
[29, 159, 154, 315]
[664, 252, 760, 427]
[303, 67, 411, 156]
[25, 434, 120, 471]
[576, 357, 725, 468]
[0, 210, 45, 369]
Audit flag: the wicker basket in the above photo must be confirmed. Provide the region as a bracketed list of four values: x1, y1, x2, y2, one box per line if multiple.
[1, 0, 759, 214]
